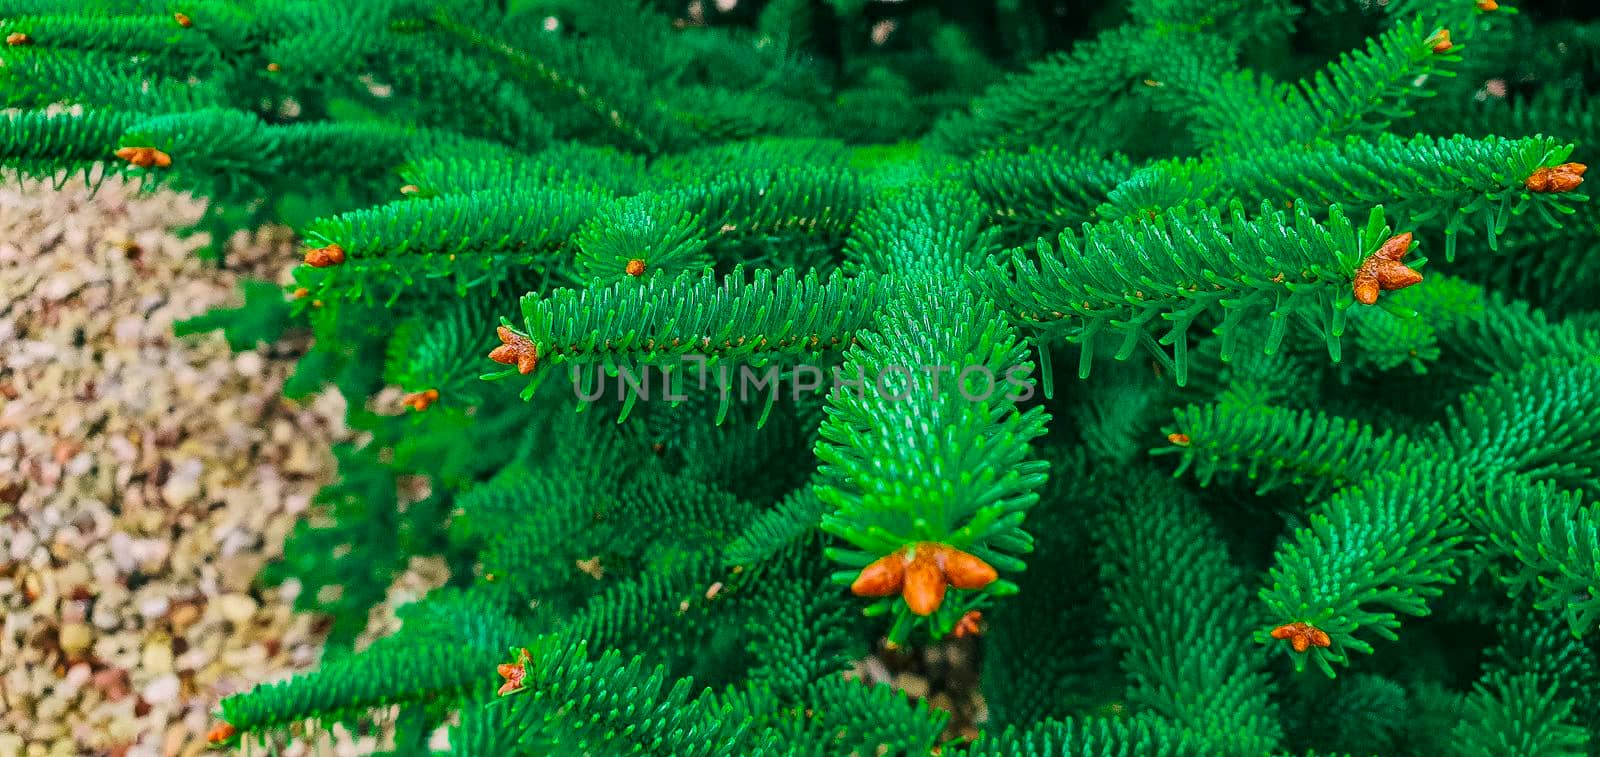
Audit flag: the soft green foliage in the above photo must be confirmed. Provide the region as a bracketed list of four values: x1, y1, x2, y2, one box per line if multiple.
[6, 0, 1600, 754]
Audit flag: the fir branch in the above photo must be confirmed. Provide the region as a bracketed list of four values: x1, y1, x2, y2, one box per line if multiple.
[0, 108, 148, 182]
[1187, 18, 1461, 151]
[959, 147, 1135, 245]
[218, 588, 528, 740]
[820, 182, 1049, 638]
[1161, 402, 1415, 501]
[1452, 673, 1589, 757]
[473, 638, 760, 756]
[923, 25, 1155, 157]
[1098, 134, 1584, 258]
[300, 185, 602, 303]
[0, 12, 213, 58]
[1471, 476, 1600, 635]
[0, 48, 228, 112]
[1429, 360, 1600, 491]
[572, 166, 864, 283]
[497, 267, 884, 391]
[1095, 471, 1282, 753]
[962, 714, 1201, 756]
[1259, 463, 1470, 675]
[986, 202, 1396, 385]
[400, 144, 648, 197]
[724, 488, 828, 568]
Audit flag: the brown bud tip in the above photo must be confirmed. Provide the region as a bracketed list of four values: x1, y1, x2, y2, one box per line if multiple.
[303, 243, 345, 267]
[850, 551, 906, 597]
[1270, 621, 1330, 654]
[5, 32, 31, 46]
[1525, 162, 1587, 193]
[266, 62, 281, 72]
[1167, 432, 1190, 446]
[488, 345, 517, 366]
[1476, 0, 1497, 10]
[207, 723, 236, 744]
[1430, 29, 1452, 53]
[952, 610, 983, 639]
[625, 258, 646, 277]
[403, 389, 440, 412]
[1376, 261, 1423, 291]
[1376, 232, 1413, 261]
[1354, 233, 1420, 304]
[902, 553, 947, 616]
[114, 146, 171, 169]
[400, 184, 420, 195]
[174, 12, 193, 27]
[496, 661, 526, 695]
[489, 326, 539, 374]
[1353, 273, 1380, 305]
[939, 547, 998, 590]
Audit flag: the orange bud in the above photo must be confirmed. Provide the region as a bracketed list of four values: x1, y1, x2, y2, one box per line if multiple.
[902, 552, 947, 616]
[489, 326, 539, 374]
[292, 287, 309, 299]
[1375, 232, 1413, 261]
[1353, 232, 1421, 305]
[403, 388, 440, 412]
[952, 610, 983, 638]
[496, 661, 526, 696]
[1353, 272, 1381, 305]
[1270, 621, 1330, 654]
[267, 62, 281, 72]
[488, 344, 519, 364]
[1167, 432, 1190, 446]
[303, 243, 345, 268]
[5, 32, 31, 46]
[1476, 0, 1497, 10]
[625, 258, 646, 277]
[174, 12, 193, 27]
[114, 146, 171, 169]
[1525, 162, 1587, 193]
[940, 547, 998, 590]
[1430, 29, 1452, 53]
[207, 723, 236, 744]
[850, 551, 905, 597]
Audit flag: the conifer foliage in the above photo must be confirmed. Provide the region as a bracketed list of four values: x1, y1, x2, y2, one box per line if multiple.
[7, 0, 1600, 753]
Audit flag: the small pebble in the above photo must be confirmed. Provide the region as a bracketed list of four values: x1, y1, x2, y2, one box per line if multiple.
[58, 624, 93, 657]
[215, 593, 258, 625]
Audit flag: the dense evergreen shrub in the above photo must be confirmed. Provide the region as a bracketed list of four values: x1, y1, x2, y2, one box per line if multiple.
[4, 0, 1598, 753]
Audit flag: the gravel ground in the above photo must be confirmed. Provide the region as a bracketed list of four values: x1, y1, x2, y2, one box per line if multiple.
[0, 176, 973, 756]
[0, 176, 347, 756]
